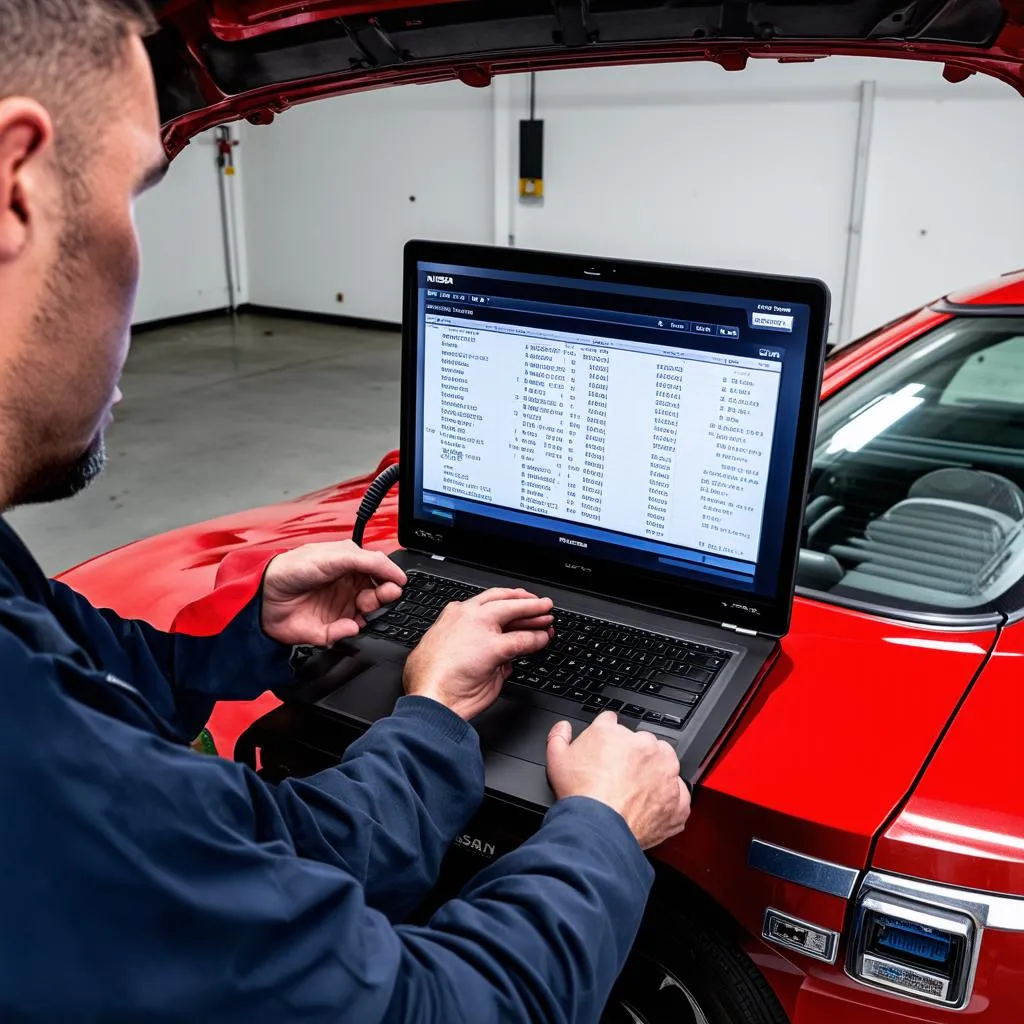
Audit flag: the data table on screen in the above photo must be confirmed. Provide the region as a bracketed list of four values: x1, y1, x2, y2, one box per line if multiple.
[422, 316, 781, 564]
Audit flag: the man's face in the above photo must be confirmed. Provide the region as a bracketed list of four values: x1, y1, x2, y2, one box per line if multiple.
[2, 35, 167, 506]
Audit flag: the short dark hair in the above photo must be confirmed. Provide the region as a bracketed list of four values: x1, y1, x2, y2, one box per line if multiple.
[0, 0, 157, 139]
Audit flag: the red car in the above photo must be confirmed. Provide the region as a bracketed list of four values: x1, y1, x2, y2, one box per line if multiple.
[62, 4, 1024, 1022]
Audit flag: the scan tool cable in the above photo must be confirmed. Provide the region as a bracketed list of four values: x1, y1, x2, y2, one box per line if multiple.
[287, 462, 401, 672]
[352, 463, 401, 547]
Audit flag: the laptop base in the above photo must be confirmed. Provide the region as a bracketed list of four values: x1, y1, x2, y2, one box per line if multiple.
[295, 549, 777, 809]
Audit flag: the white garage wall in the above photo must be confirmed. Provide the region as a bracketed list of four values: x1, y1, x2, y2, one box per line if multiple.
[242, 82, 494, 323]
[227, 58, 1022, 334]
[500, 62, 861, 340]
[852, 89, 1024, 337]
[133, 128, 232, 325]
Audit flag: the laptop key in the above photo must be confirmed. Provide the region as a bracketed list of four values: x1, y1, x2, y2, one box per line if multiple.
[687, 653, 725, 670]
[642, 712, 663, 724]
[543, 682, 569, 696]
[661, 714, 686, 730]
[649, 673, 706, 694]
[684, 667, 714, 685]
[660, 690, 699, 706]
[640, 682, 662, 696]
[565, 688, 590, 703]
[605, 698, 624, 712]
[584, 695, 611, 709]
[620, 703, 646, 718]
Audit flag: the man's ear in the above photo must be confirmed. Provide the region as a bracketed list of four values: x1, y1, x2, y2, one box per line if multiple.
[0, 99, 54, 264]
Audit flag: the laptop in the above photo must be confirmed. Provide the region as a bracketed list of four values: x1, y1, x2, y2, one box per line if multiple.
[301, 240, 829, 808]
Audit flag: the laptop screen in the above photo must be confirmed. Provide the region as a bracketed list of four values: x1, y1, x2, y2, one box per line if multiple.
[401, 243, 828, 635]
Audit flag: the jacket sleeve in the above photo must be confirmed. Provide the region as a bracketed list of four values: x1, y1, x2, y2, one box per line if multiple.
[270, 696, 487, 922]
[44, 579, 487, 920]
[3, 637, 654, 1024]
[47, 578, 295, 740]
[386, 797, 653, 1024]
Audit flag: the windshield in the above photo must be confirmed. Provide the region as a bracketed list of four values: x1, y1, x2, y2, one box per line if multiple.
[798, 316, 1024, 618]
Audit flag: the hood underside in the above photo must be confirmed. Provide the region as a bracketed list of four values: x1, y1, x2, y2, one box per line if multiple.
[152, 0, 1024, 154]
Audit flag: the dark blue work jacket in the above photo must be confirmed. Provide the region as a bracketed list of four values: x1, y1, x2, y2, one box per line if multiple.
[0, 520, 653, 1022]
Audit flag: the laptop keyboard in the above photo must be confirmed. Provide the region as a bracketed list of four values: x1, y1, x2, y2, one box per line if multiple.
[363, 571, 733, 731]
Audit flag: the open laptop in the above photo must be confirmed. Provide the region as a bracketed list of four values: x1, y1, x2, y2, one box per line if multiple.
[304, 240, 829, 807]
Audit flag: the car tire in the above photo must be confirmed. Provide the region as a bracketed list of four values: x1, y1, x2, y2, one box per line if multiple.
[603, 899, 790, 1024]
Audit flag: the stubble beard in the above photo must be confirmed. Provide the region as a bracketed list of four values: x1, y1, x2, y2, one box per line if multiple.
[7, 179, 112, 509]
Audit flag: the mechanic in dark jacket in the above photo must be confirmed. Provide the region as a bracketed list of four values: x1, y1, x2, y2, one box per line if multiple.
[0, 2, 691, 1022]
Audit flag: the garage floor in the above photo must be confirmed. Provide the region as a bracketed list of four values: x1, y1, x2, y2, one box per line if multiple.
[8, 313, 401, 576]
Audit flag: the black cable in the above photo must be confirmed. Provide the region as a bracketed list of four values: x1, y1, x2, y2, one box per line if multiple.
[529, 71, 536, 120]
[352, 463, 401, 547]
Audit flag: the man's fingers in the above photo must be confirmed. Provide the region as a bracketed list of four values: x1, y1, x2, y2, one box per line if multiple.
[495, 627, 552, 662]
[375, 580, 404, 605]
[471, 587, 538, 605]
[357, 549, 408, 588]
[354, 581, 403, 616]
[504, 613, 555, 632]
[548, 719, 573, 744]
[325, 617, 361, 645]
[546, 720, 573, 771]
[355, 589, 381, 616]
[484, 596, 554, 627]
[309, 544, 408, 588]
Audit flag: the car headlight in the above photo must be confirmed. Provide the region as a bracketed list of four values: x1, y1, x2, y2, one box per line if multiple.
[847, 883, 979, 1010]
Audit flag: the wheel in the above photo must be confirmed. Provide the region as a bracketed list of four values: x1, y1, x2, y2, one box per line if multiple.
[602, 899, 789, 1024]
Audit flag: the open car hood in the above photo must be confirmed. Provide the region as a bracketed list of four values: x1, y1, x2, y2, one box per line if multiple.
[152, 0, 1024, 154]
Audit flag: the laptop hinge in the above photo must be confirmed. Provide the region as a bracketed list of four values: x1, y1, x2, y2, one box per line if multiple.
[722, 622, 758, 637]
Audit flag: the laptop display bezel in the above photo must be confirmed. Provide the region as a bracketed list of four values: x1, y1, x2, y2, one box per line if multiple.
[398, 240, 829, 638]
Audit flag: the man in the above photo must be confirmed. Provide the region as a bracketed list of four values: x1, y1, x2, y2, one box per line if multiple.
[0, 1, 691, 1020]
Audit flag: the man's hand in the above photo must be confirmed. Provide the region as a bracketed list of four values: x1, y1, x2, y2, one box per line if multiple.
[261, 542, 407, 646]
[404, 588, 554, 720]
[547, 712, 691, 850]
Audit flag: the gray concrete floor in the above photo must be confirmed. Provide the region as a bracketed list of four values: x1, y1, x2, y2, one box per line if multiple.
[9, 314, 401, 576]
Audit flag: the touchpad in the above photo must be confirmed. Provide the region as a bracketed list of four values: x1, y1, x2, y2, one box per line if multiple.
[472, 699, 586, 766]
[317, 662, 404, 722]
